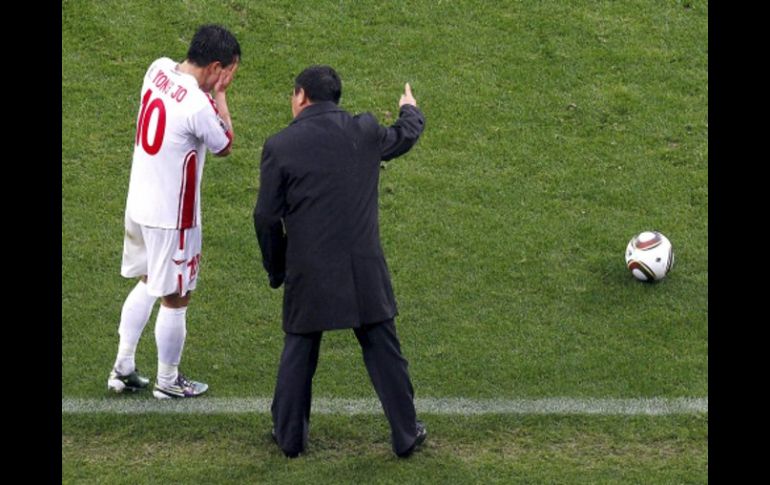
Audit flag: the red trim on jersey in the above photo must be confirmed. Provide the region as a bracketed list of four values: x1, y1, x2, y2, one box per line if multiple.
[179, 229, 185, 250]
[177, 274, 183, 296]
[177, 150, 197, 229]
[206, 93, 220, 115]
[207, 93, 231, 154]
[217, 130, 233, 155]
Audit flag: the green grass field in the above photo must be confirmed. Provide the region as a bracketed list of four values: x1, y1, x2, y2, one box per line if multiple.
[62, 0, 708, 482]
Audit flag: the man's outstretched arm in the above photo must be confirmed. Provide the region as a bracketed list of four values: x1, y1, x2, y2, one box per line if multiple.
[380, 83, 426, 161]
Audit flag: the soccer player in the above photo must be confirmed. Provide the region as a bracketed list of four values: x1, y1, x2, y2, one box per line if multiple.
[107, 24, 240, 399]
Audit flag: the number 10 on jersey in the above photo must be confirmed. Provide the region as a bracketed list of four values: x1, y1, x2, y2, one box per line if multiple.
[136, 88, 166, 155]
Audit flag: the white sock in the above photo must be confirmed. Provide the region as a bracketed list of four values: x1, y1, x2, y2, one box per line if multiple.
[114, 281, 157, 375]
[157, 361, 178, 389]
[155, 305, 187, 387]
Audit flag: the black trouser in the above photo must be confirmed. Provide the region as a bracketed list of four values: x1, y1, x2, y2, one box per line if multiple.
[271, 318, 418, 456]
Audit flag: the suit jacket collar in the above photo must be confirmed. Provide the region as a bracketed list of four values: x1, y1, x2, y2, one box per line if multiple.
[290, 101, 343, 124]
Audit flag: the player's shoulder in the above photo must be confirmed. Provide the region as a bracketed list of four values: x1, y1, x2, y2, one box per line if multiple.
[185, 87, 216, 110]
[174, 82, 216, 119]
[144, 58, 210, 110]
[153, 57, 175, 67]
[145, 57, 174, 75]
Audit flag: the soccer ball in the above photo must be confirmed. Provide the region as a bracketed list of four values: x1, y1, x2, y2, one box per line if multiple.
[625, 231, 674, 282]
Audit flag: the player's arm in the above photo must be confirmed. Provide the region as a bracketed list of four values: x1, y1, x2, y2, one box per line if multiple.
[212, 62, 238, 157]
[213, 92, 233, 157]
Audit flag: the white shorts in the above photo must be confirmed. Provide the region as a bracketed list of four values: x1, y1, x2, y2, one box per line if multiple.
[121, 212, 202, 297]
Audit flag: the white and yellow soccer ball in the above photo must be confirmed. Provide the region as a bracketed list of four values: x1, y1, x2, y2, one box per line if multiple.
[625, 231, 674, 282]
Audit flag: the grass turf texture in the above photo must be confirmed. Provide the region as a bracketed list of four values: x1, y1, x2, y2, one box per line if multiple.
[63, 414, 707, 484]
[63, 0, 707, 482]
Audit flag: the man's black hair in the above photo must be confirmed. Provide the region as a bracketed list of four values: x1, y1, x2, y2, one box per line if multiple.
[187, 24, 241, 68]
[295, 65, 342, 104]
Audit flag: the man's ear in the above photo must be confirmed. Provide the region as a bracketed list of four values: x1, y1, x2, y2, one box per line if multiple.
[297, 88, 310, 106]
[208, 61, 223, 75]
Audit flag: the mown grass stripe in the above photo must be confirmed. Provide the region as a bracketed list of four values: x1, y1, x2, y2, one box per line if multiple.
[62, 397, 707, 415]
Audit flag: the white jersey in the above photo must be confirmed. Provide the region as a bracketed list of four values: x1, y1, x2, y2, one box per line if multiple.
[125, 57, 231, 229]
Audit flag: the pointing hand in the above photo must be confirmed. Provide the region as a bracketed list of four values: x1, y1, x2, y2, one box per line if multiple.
[399, 82, 417, 108]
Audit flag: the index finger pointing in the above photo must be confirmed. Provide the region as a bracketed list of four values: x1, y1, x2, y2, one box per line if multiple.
[404, 82, 412, 96]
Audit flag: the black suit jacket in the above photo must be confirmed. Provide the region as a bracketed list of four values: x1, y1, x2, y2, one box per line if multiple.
[254, 101, 425, 333]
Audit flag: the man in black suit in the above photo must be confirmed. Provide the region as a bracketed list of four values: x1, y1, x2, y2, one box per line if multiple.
[253, 65, 426, 458]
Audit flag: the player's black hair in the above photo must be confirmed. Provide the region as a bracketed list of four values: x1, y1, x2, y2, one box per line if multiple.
[187, 24, 241, 68]
[294, 65, 342, 104]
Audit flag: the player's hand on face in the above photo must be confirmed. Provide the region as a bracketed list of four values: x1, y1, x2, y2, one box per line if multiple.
[399, 82, 417, 108]
[214, 62, 238, 93]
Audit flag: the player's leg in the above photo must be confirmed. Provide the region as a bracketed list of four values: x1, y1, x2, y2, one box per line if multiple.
[353, 318, 426, 457]
[271, 331, 323, 457]
[108, 213, 157, 392]
[143, 225, 207, 399]
[153, 291, 209, 398]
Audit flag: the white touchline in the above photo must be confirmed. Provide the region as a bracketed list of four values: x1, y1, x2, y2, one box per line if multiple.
[61, 397, 707, 415]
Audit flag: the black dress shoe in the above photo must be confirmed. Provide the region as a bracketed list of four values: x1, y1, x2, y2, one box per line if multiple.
[271, 428, 300, 458]
[397, 421, 427, 458]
